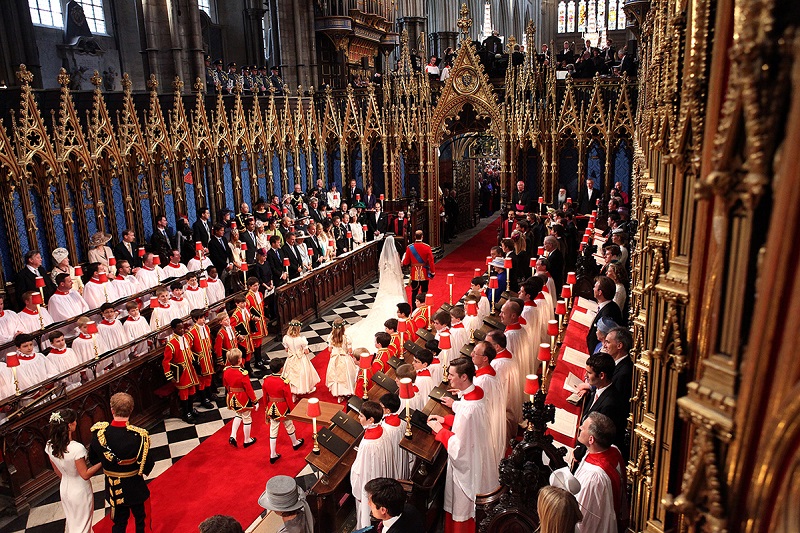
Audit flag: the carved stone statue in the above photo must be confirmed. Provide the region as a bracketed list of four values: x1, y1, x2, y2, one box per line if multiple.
[102, 68, 117, 91]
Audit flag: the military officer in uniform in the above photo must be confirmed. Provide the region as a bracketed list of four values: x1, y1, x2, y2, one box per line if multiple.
[241, 65, 253, 95]
[269, 66, 284, 96]
[256, 65, 269, 93]
[225, 62, 239, 94]
[89, 392, 154, 533]
[212, 59, 226, 93]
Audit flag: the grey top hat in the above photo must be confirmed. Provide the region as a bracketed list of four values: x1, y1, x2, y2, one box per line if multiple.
[258, 475, 304, 512]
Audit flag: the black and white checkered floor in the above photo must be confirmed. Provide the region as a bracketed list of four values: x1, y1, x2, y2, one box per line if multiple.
[0, 284, 380, 533]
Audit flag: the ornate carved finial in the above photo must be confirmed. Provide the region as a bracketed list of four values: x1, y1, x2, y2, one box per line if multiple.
[90, 70, 102, 88]
[16, 65, 33, 86]
[507, 35, 517, 52]
[173, 76, 184, 92]
[147, 74, 158, 91]
[57, 68, 70, 88]
[456, 3, 472, 36]
[193, 77, 204, 93]
[121, 73, 132, 92]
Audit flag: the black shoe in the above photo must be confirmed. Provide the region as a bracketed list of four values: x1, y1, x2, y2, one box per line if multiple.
[190, 408, 201, 417]
[184, 413, 196, 424]
[229, 437, 237, 448]
[243, 438, 257, 448]
[254, 361, 267, 370]
[269, 454, 281, 464]
[200, 398, 214, 409]
[292, 438, 305, 451]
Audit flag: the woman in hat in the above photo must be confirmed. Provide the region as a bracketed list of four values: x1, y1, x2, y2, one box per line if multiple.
[258, 475, 313, 533]
[254, 197, 269, 223]
[87, 232, 116, 277]
[254, 220, 270, 251]
[50, 248, 84, 295]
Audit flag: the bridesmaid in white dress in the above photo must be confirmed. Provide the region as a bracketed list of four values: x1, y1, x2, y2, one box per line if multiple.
[45, 408, 102, 533]
[325, 318, 358, 401]
[281, 320, 321, 400]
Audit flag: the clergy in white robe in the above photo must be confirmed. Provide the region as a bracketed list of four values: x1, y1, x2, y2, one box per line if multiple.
[0, 295, 23, 345]
[471, 343, 507, 463]
[48, 286, 90, 323]
[124, 305, 152, 357]
[205, 272, 225, 306]
[134, 263, 165, 292]
[162, 254, 189, 280]
[83, 275, 118, 310]
[574, 412, 628, 533]
[486, 330, 523, 437]
[429, 359, 499, 531]
[46, 333, 82, 390]
[350, 401, 395, 529]
[17, 302, 54, 351]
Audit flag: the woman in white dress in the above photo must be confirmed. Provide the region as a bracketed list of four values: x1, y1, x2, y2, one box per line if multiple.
[281, 320, 321, 400]
[608, 263, 628, 311]
[325, 318, 357, 401]
[346, 235, 407, 349]
[45, 409, 102, 533]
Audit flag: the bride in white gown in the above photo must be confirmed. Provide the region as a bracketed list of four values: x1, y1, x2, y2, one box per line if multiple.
[347, 235, 407, 350]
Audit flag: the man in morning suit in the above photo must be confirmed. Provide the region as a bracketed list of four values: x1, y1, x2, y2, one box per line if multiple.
[89, 392, 154, 532]
[578, 178, 601, 215]
[149, 214, 173, 265]
[15, 250, 56, 307]
[401, 230, 435, 304]
[344, 178, 364, 207]
[305, 223, 324, 268]
[208, 223, 233, 274]
[192, 207, 213, 248]
[266, 235, 288, 287]
[586, 276, 625, 354]
[580, 353, 627, 454]
[366, 202, 388, 241]
[543, 235, 565, 290]
[365, 477, 425, 532]
[240, 217, 258, 264]
[113, 229, 142, 269]
[604, 326, 634, 405]
[280, 232, 303, 280]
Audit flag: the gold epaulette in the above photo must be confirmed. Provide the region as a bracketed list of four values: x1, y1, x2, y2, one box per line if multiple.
[239, 368, 249, 376]
[91, 421, 109, 433]
[281, 376, 291, 385]
[126, 424, 149, 438]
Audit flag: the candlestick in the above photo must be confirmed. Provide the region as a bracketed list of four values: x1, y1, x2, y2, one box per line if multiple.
[312, 417, 320, 454]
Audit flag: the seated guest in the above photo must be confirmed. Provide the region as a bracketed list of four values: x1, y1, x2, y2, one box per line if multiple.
[574, 413, 628, 533]
[123, 301, 151, 357]
[83, 263, 118, 310]
[113, 229, 142, 269]
[49, 247, 84, 295]
[0, 293, 24, 345]
[87, 232, 116, 277]
[46, 331, 81, 391]
[364, 477, 425, 532]
[110, 260, 142, 314]
[15, 250, 56, 308]
[162, 249, 188, 279]
[48, 273, 89, 323]
[351, 401, 395, 530]
[257, 475, 314, 533]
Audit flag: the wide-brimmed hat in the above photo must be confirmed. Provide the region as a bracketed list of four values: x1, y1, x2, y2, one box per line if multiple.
[89, 232, 112, 247]
[489, 258, 506, 269]
[294, 230, 308, 239]
[258, 475, 304, 512]
[549, 466, 581, 495]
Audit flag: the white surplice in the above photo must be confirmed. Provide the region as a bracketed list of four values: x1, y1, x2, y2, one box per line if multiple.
[505, 323, 532, 394]
[82, 278, 117, 310]
[134, 266, 165, 292]
[186, 255, 213, 273]
[351, 425, 395, 529]
[0, 310, 23, 345]
[98, 319, 131, 368]
[184, 286, 207, 311]
[48, 290, 90, 323]
[491, 348, 523, 430]
[162, 262, 188, 280]
[124, 315, 151, 357]
[15, 351, 58, 392]
[381, 413, 411, 480]
[205, 277, 225, 305]
[474, 367, 506, 463]
[47, 347, 82, 390]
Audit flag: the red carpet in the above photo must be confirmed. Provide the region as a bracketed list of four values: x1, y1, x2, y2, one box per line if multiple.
[95, 217, 501, 532]
[406, 217, 501, 309]
[93, 348, 336, 533]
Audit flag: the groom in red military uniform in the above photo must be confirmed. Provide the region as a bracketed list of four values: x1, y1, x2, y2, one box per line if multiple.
[402, 230, 435, 305]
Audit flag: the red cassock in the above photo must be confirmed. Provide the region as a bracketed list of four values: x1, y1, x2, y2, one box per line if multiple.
[402, 241, 435, 281]
[354, 366, 374, 398]
[262, 374, 295, 420]
[230, 307, 255, 360]
[387, 333, 402, 358]
[223, 365, 257, 412]
[186, 324, 214, 388]
[411, 304, 430, 332]
[163, 334, 199, 400]
[371, 347, 391, 374]
[214, 325, 237, 366]
[245, 290, 268, 348]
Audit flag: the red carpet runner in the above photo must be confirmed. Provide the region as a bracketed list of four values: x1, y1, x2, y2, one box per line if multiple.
[95, 216, 501, 532]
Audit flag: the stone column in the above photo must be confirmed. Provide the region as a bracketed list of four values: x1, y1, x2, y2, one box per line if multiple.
[2, 0, 43, 86]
